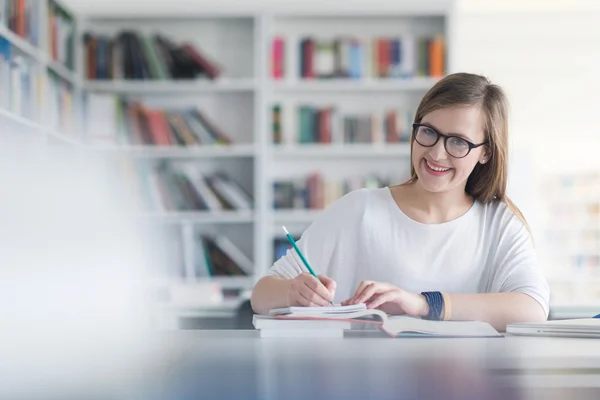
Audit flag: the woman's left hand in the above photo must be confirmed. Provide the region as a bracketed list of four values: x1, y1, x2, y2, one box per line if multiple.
[341, 281, 429, 317]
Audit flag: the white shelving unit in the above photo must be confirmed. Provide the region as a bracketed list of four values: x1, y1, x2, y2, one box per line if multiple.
[2, 3, 456, 313]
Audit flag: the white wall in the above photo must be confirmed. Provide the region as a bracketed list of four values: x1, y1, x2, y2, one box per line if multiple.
[454, 0, 600, 174]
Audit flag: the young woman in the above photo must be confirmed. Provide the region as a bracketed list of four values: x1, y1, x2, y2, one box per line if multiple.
[251, 72, 549, 331]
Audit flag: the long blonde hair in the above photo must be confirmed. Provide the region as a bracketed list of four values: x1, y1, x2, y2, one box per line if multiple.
[406, 72, 529, 230]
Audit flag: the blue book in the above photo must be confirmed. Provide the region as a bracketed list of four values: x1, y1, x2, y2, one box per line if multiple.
[390, 38, 401, 77]
[349, 42, 362, 79]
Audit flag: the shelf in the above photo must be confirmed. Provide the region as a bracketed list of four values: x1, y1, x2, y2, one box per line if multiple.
[139, 211, 255, 224]
[47, 60, 79, 85]
[46, 130, 82, 146]
[89, 144, 256, 158]
[197, 276, 254, 289]
[271, 77, 440, 92]
[0, 107, 43, 130]
[272, 143, 411, 158]
[0, 25, 45, 62]
[84, 79, 256, 94]
[153, 276, 253, 290]
[273, 209, 322, 224]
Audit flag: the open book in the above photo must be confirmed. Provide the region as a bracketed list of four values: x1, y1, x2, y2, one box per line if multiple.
[268, 304, 502, 338]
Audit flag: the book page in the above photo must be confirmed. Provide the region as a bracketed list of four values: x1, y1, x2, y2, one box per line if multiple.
[269, 303, 367, 315]
[383, 316, 501, 337]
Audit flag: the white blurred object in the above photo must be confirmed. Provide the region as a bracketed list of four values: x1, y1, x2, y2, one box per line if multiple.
[0, 141, 158, 398]
[168, 281, 224, 306]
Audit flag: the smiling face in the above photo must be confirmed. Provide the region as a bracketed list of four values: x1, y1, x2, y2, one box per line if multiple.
[411, 105, 490, 195]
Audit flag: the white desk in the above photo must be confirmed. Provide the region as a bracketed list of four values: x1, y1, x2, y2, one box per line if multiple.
[140, 330, 600, 400]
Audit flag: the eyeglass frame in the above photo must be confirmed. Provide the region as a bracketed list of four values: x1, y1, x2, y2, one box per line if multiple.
[412, 123, 488, 159]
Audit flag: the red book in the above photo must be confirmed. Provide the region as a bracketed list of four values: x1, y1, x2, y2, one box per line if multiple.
[386, 111, 399, 143]
[304, 39, 315, 79]
[272, 37, 285, 79]
[319, 108, 332, 143]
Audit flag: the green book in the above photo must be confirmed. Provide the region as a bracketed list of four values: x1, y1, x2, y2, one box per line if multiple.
[140, 35, 168, 79]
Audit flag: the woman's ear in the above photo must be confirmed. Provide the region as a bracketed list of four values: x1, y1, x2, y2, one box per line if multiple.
[479, 146, 492, 164]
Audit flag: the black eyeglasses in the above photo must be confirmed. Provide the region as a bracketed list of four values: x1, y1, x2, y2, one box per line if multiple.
[412, 123, 487, 159]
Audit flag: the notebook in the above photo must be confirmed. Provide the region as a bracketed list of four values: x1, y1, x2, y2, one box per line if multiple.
[268, 304, 502, 338]
[506, 318, 600, 338]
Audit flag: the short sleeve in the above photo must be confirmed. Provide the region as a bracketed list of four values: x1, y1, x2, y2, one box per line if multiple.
[264, 189, 365, 280]
[489, 214, 550, 317]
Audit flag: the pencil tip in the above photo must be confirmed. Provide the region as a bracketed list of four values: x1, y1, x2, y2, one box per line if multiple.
[281, 226, 289, 234]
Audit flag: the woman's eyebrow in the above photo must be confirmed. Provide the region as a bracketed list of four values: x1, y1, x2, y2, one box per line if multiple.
[420, 122, 474, 141]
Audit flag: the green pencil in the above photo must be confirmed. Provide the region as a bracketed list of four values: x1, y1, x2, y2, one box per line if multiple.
[282, 226, 335, 306]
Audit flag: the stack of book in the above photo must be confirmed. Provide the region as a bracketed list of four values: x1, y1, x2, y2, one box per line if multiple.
[2, 0, 40, 46]
[85, 94, 233, 146]
[272, 104, 412, 144]
[126, 162, 253, 213]
[270, 35, 445, 79]
[83, 31, 221, 80]
[48, 0, 75, 70]
[273, 173, 387, 210]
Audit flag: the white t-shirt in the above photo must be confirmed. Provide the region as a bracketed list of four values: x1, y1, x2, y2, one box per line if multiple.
[266, 187, 550, 316]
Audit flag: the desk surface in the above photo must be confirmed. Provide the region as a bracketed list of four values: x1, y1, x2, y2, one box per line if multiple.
[137, 330, 600, 400]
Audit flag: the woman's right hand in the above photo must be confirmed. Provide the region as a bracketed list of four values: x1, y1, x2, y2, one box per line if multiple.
[287, 273, 337, 307]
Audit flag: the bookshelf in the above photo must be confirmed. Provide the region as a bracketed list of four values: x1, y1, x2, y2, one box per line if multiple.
[2, 3, 464, 312]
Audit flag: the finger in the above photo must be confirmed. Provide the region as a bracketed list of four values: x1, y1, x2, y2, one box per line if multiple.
[354, 283, 384, 305]
[296, 288, 324, 307]
[349, 280, 373, 304]
[366, 290, 398, 310]
[318, 275, 337, 293]
[300, 283, 330, 306]
[303, 275, 335, 303]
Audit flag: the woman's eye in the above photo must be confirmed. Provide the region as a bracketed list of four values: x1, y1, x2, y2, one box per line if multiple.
[424, 128, 437, 136]
[450, 138, 468, 148]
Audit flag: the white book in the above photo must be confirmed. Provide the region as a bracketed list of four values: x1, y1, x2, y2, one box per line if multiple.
[86, 92, 118, 143]
[180, 165, 222, 211]
[209, 175, 252, 210]
[269, 304, 501, 338]
[253, 315, 351, 330]
[507, 318, 600, 338]
[400, 36, 416, 77]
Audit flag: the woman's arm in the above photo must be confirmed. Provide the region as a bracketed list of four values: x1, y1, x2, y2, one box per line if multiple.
[251, 190, 366, 315]
[250, 276, 291, 315]
[343, 283, 547, 332]
[446, 292, 546, 331]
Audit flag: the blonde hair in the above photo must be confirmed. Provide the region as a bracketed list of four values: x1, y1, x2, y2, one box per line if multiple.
[406, 72, 529, 230]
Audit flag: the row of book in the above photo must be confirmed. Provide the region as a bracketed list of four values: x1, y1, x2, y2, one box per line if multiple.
[48, 0, 75, 70]
[124, 162, 253, 212]
[0, 38, 38, 119]
[273, 173, 388, 210]
[85, 94, 233, 146]
[272, 35, 445, 79]
[162, 232, 253, 280]
[84, 31, 221, 81]
[46, 71, 75, 135]
[272, 104, 412, 144]
[1, 0, 40, 46]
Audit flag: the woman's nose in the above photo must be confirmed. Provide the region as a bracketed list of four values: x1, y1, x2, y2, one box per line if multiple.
[428, 138, 449, 160]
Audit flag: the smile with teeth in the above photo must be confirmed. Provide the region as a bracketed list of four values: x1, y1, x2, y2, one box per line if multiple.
[426, 160, 451, 172]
